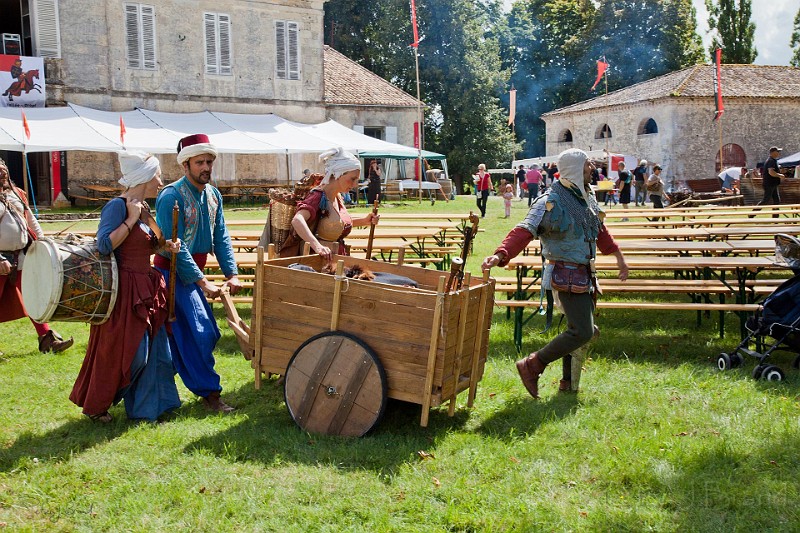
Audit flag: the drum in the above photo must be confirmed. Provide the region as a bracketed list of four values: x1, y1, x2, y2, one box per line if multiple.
[22, 236, 118, 325]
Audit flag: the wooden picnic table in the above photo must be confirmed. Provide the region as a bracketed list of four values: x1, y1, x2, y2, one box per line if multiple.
[502, 253, 788, 345]
[706, 225, 800, 240]
[602, 203, 800, 219]
[606, 227, 713, 240]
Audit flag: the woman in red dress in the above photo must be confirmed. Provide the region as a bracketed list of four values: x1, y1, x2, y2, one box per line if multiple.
[291, 148, 379, 263]
[70, 152, 181, 423]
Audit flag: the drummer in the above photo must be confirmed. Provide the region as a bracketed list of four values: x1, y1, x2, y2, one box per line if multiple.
[0, 157, 73, 353]
[70, 151, 182, 423]
[291, 147, 380, 263]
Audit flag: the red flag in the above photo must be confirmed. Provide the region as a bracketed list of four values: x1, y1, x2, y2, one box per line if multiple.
[21, 111, 30, 140]
[410, 0, 419, 48]
[591, 58, 609, 90]
[120, 115, 127, 144]
[508, 87, 517, 126]
[713, 48, 724, 121]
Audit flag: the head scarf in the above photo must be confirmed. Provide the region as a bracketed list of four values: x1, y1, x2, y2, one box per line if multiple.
[177, 133, 218, 166]
[319, 147, 361, 185]
[118, 151, 160, 188]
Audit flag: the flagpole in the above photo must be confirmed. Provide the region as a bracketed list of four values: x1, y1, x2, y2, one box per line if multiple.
[718, 115, 724, 172]
[415, 45, 423, 204]
[603, 57, 609, 154]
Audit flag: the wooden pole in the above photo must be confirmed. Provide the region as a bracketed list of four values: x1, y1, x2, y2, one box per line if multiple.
[330, 260, 345, 331]
[604, 65, 610, 154]
[717, 115, 724, 172]
[420, 275, 446, 427]
[448, 271, 471, 416]
[365, 200, 379, 260]
[414, 42, 423, 204]
[167, 200, 179, 322]
[468, 269, 492, 407]
[254, 246, 266, 389]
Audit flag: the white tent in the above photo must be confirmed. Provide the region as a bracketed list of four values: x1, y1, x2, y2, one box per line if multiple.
[513, 149, 612, 169]
[0, 104, 441, 159]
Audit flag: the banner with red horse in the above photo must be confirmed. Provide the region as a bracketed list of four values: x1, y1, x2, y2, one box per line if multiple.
[0, 55, 46, 108]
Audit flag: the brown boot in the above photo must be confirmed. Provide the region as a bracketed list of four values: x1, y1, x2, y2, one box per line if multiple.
[515, 353, 547, 398]
[202, 391, 235, 413]
[38, 330, 74, 353]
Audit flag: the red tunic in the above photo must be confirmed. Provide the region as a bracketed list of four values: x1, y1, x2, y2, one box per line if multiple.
[0, 187, 33, 323]
[0, 271, 27, 323]
[69, 226, 168, 416]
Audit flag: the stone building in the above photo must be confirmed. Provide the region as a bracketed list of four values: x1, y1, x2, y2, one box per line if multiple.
[0, 0, 420, 204]
[541, 64, 800, 186]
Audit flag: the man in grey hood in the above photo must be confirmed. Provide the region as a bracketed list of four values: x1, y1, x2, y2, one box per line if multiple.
[482, 148, 628, 397]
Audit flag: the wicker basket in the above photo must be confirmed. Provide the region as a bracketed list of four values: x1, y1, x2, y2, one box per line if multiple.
[269, 199, 296, 253]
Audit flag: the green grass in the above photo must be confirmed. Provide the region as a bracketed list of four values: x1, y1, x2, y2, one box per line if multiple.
[3, 195, 799, 531]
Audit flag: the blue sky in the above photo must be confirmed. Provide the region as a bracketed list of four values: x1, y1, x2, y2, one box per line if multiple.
[502, 0, 797, 66]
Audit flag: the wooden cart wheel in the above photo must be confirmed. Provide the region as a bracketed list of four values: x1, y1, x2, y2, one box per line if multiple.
[284, 332, 387, 437]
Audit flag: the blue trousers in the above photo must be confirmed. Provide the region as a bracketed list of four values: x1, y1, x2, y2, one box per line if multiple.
[156, 267, 222, 398]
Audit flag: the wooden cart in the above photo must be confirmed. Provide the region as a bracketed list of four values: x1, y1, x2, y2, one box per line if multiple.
[222, 248, 494, 436]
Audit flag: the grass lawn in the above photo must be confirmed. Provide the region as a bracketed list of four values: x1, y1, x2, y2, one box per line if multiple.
[2, 195, 799, 531]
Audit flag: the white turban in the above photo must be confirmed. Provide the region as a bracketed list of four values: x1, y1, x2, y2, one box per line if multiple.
[118, 151, 160, 188]
[319, 147, 361, 185]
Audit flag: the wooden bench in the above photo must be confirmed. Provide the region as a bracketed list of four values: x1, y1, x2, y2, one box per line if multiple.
[495, 298, 760, 340]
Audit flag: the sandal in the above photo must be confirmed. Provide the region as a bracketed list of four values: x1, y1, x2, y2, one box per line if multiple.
[87, 412, 113, 423]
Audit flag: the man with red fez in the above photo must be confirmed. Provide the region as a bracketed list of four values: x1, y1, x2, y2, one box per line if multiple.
[154, 134, 243, 413]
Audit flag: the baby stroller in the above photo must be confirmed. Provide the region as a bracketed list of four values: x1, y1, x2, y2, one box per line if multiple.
[717, 234, 800, 381]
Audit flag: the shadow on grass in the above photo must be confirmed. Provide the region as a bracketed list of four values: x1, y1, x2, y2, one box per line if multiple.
[507, 305, 754, 370]
[0, 417, 133, 473]
[183, 379, 469, 476]
[475, 393, 582, 441]
[584, 431, 800, 530]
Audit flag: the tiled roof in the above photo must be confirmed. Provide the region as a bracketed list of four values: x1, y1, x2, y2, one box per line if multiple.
[543, 64, 800, 117]
[323, 45, 421, 108]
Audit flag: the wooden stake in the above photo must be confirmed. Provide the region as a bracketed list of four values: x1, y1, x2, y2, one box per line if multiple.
[330, 260, 345, 331]
[448, 272, 471, 416]
[468, 270, 492, 407]
[420, 275, 446, 427]
[254, 246, 265, 389]
[365, 200, 379, 260]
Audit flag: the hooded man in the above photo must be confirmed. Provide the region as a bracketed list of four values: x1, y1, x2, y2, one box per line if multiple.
[482, 148, 629, 397]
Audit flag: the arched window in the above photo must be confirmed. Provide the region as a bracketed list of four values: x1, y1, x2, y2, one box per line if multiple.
[638, 118, 658, 135]
[595, 124, 612, 139]
[715, 143, 746, 172]
[558, 129, 573, 142]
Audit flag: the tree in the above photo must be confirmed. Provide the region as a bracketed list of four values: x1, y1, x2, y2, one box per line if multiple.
[504, 0, 702, 157]
[705, 0, 757, 63]
[324, 0, 521, 185]
[791, 6, 800, 67]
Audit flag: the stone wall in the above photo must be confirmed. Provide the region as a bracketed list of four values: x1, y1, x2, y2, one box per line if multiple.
[544, 96, 800, 188]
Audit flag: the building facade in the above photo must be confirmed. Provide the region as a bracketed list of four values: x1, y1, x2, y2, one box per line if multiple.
[541, 65, 800, 188]
[0, 0, 420, 203]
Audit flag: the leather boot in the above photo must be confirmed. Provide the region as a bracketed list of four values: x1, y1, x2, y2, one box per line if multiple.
[558, 379, 575, 393]
[515, 353, 547, 398]
[38, 330, 74, 353]
[202, 391, 235, 413]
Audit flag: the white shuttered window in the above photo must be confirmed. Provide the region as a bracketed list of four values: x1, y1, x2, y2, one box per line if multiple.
[275, 20, 300, 80]
[31, 0, 61, 58]
[204, 13, 232, 75]
[125, 3, 157, 70]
